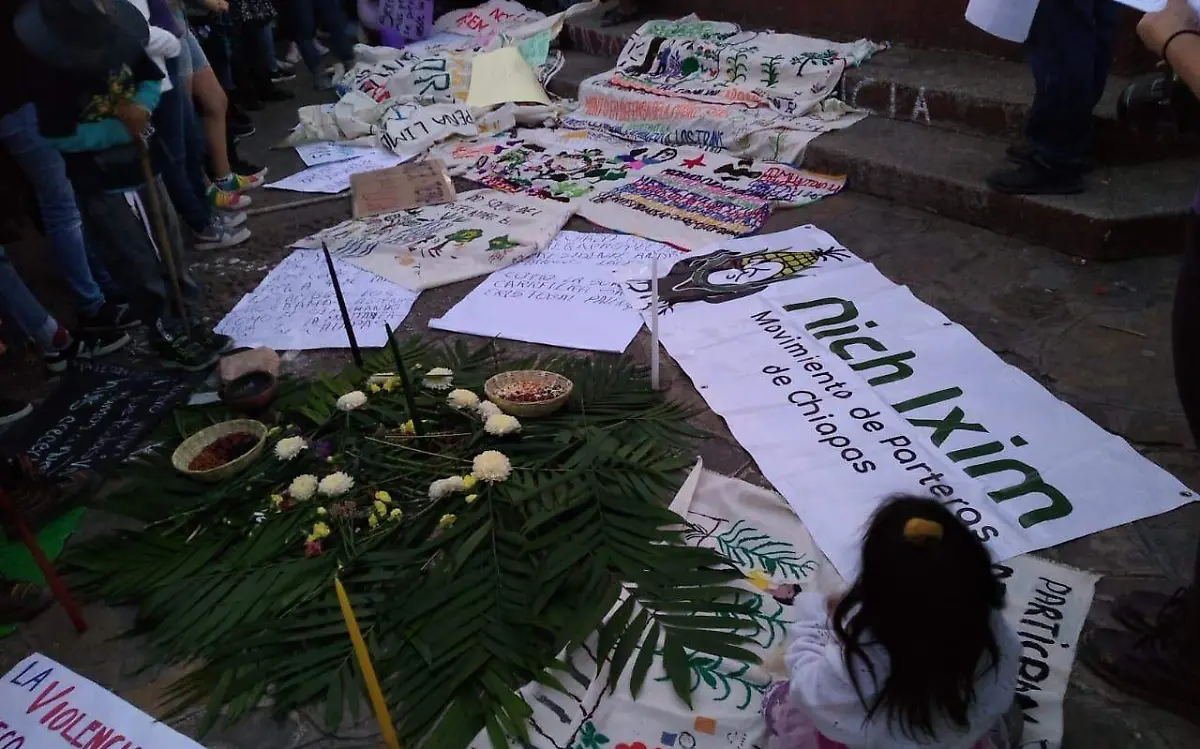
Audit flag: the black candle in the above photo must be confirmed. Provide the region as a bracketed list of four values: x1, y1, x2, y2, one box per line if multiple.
[384, 323, 424, 436]
[323, 243, 363, 368]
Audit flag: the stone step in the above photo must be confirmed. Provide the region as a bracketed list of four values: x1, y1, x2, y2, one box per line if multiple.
[561, 14, 1198, 164]
[801, 116, 1197, 260]
[839, 46, 1199, 165]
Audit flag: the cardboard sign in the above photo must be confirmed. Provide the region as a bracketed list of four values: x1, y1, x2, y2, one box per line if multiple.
[1, 653, 208, 749]
[380, 0, 434, 42]
[350, 159, 456, 218]
[0, 361, 196, 476]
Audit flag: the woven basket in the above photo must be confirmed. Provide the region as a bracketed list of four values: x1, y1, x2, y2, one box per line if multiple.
[172, 419, 269, 483]
[485, 370, 574, 418]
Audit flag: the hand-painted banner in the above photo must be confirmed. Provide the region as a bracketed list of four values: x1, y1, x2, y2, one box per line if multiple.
[465, 465, 1095, 749]
[292, 189, 573, 291]
[562, 16, 878, 162]
[435, 129, 845, 249]
[621, 226, 1194, 574]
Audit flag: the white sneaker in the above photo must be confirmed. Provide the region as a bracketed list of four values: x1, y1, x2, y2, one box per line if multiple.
[194, 223, 251, 251]
[327, 62, 346, 85]
[314, 39, 330, 56]
[275, 58, 295, 72]
[216, 210, 248, 229]
[285, 43, 301, 65]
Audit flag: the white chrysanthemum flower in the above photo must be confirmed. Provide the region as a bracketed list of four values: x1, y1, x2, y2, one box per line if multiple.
[429, 476, 468, 500]
[447, 389, 481, 409]
[336, 390, 369, 411]
[289, 474, 319, 501]
[472, 451, 512, 483]
[318, 471, 355, 497]
[422, 367, 454, 390]
[274, 436, 307, 461]
[484, 414, 521, 436]
[476, 401, 503, 419]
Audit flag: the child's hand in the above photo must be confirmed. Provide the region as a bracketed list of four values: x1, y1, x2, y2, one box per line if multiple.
[115, 101, 151, 139]
[825, 592, 842, 618]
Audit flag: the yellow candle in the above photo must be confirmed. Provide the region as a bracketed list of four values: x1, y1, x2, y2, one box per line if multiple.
[334, 575, 401, 749]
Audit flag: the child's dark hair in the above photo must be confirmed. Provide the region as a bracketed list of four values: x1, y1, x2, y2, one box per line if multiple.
[831, 495, 1005, 741]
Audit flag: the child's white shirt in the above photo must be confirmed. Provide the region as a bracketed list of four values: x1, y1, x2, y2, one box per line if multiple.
[784, 592, 1021, 749]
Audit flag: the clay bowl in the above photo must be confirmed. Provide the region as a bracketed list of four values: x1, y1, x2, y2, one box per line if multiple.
[220, 371, 279, 414]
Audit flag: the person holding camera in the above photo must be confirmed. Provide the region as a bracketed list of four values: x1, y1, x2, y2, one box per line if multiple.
[1080, 0, 1200, 724]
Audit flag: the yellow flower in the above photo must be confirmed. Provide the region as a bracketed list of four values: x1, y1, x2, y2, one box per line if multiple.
[316, 507, 328, 516]
[383, 376, 402, 393]
[465, 494, 480, 504]
[270, 494, 285, 508]
[462, 475, 478, 490]
[746, 569, 772, 591]
[305, 534, 318, 543]
[400, 420, 415, 435]
[368, 514, 380, 529]
[375, 490, 392, 503]
[373, 500, 388, 516]
[312, 522, 331, 540]
[437, 514, 457, 529]
[369, 383, 382, 394]
[389, 508, 403, 521]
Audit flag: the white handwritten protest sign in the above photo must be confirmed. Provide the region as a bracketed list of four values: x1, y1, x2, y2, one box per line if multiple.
[624, 225, 1195, 575]
[2, 653, 207, 749]
[214, 251, 418, 350]
[266, 150, 410, 193]
[294, 141, 372, 167]
[430, 264, 642, 353]
[519, 231, 682, 271]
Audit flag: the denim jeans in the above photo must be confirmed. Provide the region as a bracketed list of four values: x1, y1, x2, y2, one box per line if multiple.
[0, 245, 57, 348]
[0, 104, 106, 316]
[1025, 0, 1119, 174]
[154, 57, 213, 234]
[292, 0, 355, 71]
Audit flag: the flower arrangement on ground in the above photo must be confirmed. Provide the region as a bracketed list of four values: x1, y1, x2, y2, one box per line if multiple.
[65, 337, 758, 748]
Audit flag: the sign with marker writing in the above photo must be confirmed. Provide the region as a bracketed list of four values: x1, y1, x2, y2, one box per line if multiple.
[623, 225, 1196, 575]
[0, 361, 195, 477]
[430, 264, 642, 353]
[266, 150, 410, 194]
[351, 159, 455, 218]
[214, 251, 418, 350]
[1, 653, 208, 749]
[380, 0, 434, 42]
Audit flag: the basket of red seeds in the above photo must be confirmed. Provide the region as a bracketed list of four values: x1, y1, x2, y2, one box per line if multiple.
[171, 419, 269, 482]
[485, 370, 574, 418]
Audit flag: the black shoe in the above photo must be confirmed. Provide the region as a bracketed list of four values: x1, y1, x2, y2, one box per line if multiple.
[271, 69, 297, 84]
[80, 301, 140, 333]
[234, 91, 264, 112]
[1006, 142, 1095, 173]
[44, 330, 131, 373]
[229, 119, 257, 140]
[232, 158, 266, 180]
[228, 103, 253, 128]
[985, 162, 1084, 196]
[191, 326, 235, 355]
[152, 333, 221, 372]
[0, 398, 32, 427]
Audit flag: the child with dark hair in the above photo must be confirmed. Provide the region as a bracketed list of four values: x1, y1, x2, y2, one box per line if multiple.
[763, 496, 1021, 749]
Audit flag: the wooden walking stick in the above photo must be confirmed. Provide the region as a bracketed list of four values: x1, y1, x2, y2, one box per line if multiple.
[135, 136, 191, 338]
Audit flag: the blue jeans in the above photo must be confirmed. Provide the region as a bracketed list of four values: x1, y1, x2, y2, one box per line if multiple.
[292, 0, 355, 72]
[0, 245, 58, 349]
[0, 104, 105, 316]
[1025, 0, 1118, 174]
[154, 58, 213, 234]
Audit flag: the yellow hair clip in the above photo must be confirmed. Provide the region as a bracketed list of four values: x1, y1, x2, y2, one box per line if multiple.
[903, 518, 944, 545]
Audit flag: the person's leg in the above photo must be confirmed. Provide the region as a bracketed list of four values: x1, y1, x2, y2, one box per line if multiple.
[292, 0, 323, 74]
[0, 245, 62, 350]
[155, 59, 214, 236]
[0, 104, 106, 318]
[989, 0, 1111, 194]
[1080, 210, 1200, 722]
[192, 63, 234, 179]
[313, 0, 355, 64]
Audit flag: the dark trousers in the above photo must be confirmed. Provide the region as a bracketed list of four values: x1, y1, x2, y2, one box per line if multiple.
[78, 182, 200, 338]
[1175, 213, 1200, 645]
[154, 58, 213, 235]
[1024, 0, 1118, 174]
[292, 0, 356, 71]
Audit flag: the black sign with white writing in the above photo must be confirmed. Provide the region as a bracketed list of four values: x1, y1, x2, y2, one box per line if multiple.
[0, 362, 196, 476]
